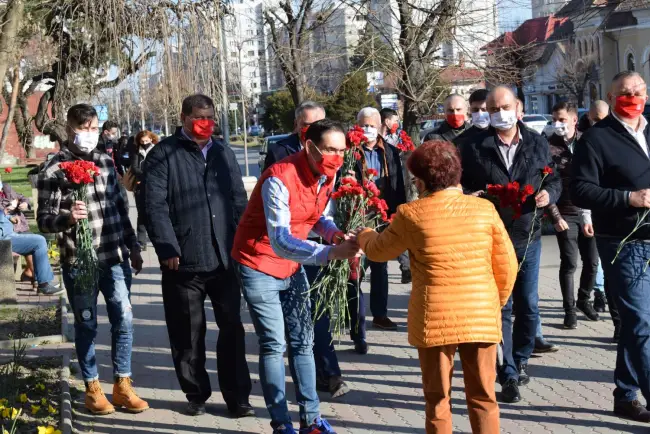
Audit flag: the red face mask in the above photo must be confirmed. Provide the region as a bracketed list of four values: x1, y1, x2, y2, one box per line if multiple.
[190, 119, 215, 140]
[310, 143, 343, 178]
[614, 95, 645, 119]
[446, 114, 465, 129]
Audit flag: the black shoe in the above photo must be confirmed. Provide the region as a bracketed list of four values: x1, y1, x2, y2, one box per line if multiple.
[228, 402, 255, 418]
[354, 339, 369, 355]
[533, 337, 559, 354]
[563, 311, 578, 329]
[517, 363, 530, 386]
[594, 292, 607, 313]
[372, 316, 397, 330]
[328, 376, 350, 398]
[401, 269, 412, 284]
[186, 401, 206, 416]
[499, 379, 521, 403]
[613, 326, 621, 343]
[316, 379, 329, 393]
[577, 299, 599, 321]
[614, 400, 650, 422]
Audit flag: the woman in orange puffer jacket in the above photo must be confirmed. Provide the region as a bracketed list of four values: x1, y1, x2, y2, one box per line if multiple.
[355, 140, 518, 434]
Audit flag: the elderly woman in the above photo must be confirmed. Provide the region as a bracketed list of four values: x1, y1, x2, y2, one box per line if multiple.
[131, 130, 159, 250]
[355, 140, 518, 434]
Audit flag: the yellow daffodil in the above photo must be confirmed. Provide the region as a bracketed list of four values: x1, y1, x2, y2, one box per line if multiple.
[47, 404, 57, 415]
[0, 398, 7, 407]
[31, 404, 41, 414]
[3, 428, 10, 434]
[18, 393, 28, 403]
[40, 398, 47, 406]
[37, 426, 61, 434]
[1, 407, 19, 419]
[35, 383, 45, 392]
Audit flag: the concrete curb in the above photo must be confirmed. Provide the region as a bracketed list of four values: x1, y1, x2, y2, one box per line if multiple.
[60, 354, 73, 434]
[0, 296, 68, 349]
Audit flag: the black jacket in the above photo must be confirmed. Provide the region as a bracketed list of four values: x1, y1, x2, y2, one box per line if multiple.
[424, 121, 470, 142]
[453, 125, 486, 145]
[548, 133, 581, 217]
[571, 114, 650, 240]
[263, 133, 301, 171]
[144, 128, 248, 272]
[458, 122, 562, 246]
[355, 139, 406, 215]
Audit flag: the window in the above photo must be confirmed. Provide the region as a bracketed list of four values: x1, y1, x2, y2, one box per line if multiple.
[627, 53, 636, 71]
[246, 29, 254, 36]
[253, 82, 258, 88]
[229, 41, 236, 48]
[231, 52, 237, 58]
[248, 50, 255, 57]
[258, 50, 265, 56]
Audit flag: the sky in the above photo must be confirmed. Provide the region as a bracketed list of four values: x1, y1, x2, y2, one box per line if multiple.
[498, 0, 532, 32]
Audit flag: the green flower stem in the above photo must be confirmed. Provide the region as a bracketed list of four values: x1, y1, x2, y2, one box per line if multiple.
[518, 173, 549, 272]
[72, 187, 99, 295]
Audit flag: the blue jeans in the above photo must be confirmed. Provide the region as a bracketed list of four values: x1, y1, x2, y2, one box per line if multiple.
[8, 233, 54, 284]
[305, 265, 366, 384]
[595, 260, 605, 293]
[499, 238, 541, 384]
[236, 263, 320, 428]
[597, 238, 650, 403]
[62, 261, 133, 382]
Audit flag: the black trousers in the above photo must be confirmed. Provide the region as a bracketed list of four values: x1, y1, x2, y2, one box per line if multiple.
[555, 215, 599, 311]
[161, 266, 252, 405]
[134, 187, 147, 245]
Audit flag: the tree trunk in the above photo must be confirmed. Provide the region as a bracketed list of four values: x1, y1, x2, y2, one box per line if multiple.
[0, 65, 21, 162]
[0, 0, 24, 90]
[13, 99, 34, 157]
[402, 97, 420, 203]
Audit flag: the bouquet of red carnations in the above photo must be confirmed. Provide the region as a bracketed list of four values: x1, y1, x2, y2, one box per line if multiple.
[59, 160, 100, 294]
[487, 166, 553, 270]
[310, 126, 390, 338]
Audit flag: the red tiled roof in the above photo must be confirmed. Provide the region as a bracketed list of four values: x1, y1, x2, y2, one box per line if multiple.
[439, 67, 484, 83]
[487, 15, 570, 49]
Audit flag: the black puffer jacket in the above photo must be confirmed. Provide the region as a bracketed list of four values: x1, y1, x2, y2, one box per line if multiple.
[458, 122, 562, 247]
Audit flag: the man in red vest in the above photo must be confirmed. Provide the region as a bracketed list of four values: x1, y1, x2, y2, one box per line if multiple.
[232, 119, 359, 434]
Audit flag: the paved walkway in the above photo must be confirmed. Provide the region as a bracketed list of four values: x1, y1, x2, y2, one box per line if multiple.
[8, 147, 649, 433]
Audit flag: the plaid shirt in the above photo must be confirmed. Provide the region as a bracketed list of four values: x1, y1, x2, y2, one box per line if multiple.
[37, 147, 137, 265]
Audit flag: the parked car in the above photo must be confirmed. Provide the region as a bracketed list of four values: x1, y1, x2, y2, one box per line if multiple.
[249, 125, 262, 137]
[419, 119, 444, 141]
[258, 134, 290, 172]
[522, 114, 548, 135]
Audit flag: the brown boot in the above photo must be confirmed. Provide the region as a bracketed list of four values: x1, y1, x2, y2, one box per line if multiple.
[112, 377, 149, 413]
[85, 380, 115, 415]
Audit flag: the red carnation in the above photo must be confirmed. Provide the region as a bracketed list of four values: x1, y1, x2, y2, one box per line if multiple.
[542, 166, 553, 175]
[4, 167, 12, 174]
[353, 151, 362, 161]
[366, 168, 378, 178]
[60, 160, 99, 185]
[347, 125, 367, 149]
[396, 130, 415, 152]
[341, 176, 358, 186]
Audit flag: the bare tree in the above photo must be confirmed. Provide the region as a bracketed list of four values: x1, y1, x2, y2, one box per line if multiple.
[0, 0, 24, 89]
[553, 42, 598, 108]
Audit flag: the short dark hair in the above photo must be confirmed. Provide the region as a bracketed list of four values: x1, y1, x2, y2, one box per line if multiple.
[295, 100, 325, 120]
[612, 70, 642, 84]
[380, 108, 398, 123]
[304, 119, 345, 145]
[469, 89, 489, 105]
[67, 104, 98, 127]
[552, 101, 578, 115]
[407, 140, 462, 192]
[181, 94, 214, 115]
[102, 120, 119, 132]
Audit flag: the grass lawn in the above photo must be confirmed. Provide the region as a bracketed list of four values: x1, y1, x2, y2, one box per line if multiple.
[1, 166, 34, 198]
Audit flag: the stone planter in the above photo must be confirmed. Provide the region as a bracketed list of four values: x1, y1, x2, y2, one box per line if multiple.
[0, 295, 70, 349]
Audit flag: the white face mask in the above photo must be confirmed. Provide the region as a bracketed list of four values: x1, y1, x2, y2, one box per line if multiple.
[553, 121, 568, 137]
[489, 110, 517, 131]
[73, 131, 100, 154]
[362, 126, 378, 142]
[471, 111, 491, 129]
